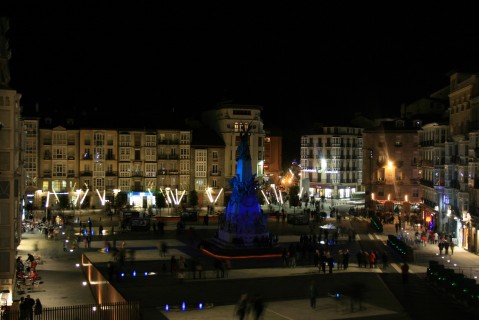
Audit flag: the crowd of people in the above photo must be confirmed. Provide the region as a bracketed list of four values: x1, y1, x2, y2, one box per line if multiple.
[18, 295, 42, 319]
[16, 254, 41, 293]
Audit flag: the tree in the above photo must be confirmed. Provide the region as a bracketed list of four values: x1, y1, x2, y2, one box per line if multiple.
[58, 194, 70, 213]
[289, 185, 300, 208]
[188, 190, 199, 209]
[155, 192, 167, 214]
[115, 192, 128, 210]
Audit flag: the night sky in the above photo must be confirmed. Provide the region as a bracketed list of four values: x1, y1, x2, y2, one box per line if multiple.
[2, 2, 479, 132]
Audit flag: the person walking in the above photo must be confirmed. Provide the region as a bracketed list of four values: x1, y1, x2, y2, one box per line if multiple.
[34, 298, 42, 318]
[24, 294, 35, 320]
[356, 250, 363, 268]
[235, 293, 248, 320]
[309, 280, 318, 309]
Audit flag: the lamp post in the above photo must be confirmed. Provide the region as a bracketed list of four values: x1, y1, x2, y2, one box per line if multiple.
[165, 187, 171, 216]
[363, 148, 373, 211]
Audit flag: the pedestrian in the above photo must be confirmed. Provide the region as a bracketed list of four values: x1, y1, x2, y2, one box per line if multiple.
[19, 296, 27, 320]
[444, 240, 450, 255]
[235, 293, 248, 320]
[34, 298, 42, 318]
[99, 224, 103, 236]
[356, 250, 363, 268]
[203, 214, 209, 225]
[177, 256, 186, 283]
[343, 249, 350, 270]
[160, 241, 168, 257]
[438, 241, 444, 255]
[214, 259, 224, 278]
[170, 255, 178, 276]
[24, 294, 35, 320]
[450, 240, 455, 255]
[309, 280, 318, 309]
[401, 262, 409, 284]
[251, 294, 265, 320]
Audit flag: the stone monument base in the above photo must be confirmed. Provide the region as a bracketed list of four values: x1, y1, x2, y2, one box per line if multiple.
[199, 230, 284, 258]
[218, 229, 270, 246]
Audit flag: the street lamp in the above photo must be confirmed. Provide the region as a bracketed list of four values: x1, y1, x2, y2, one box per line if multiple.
[165, 187, 172, 215]
[363, 147, 373, 211]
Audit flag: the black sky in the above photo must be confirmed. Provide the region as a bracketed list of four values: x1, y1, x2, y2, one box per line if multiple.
[2, 2, 479, 127]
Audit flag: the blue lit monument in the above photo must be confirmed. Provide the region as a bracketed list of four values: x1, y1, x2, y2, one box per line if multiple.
[217, 126, 269, 245]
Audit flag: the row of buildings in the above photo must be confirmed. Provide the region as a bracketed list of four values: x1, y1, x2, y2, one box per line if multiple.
[299, 71, 479, 257]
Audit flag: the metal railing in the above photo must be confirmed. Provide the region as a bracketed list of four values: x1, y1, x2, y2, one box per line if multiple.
[3, 301, 140, 320]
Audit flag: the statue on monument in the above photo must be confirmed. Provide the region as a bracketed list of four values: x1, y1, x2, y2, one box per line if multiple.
[218, 123, 269, 244]
[237, 125, 252, 161]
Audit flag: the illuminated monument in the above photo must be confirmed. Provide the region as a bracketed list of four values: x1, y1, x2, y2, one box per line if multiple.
[217, 126, 270, 245]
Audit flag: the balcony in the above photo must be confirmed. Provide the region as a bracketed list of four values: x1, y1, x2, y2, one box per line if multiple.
[169, 170, 179, 175]
[210, 171, 221, 176]
[132, 171, 143, 177]
[158, 139, 180, 145]
[80, 171, 93, 176]
[105, 171, 117, 176]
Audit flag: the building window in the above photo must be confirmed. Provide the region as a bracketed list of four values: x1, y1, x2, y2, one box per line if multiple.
[180, 147, 190, 159]
[119, 147, 131, 161]
[180, 132, 190, 144]
[145, 135, 156, 147]
[195, 149, 207, 178]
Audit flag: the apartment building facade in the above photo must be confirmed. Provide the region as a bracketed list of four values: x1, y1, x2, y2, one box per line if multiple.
[0, 87, 23, 304]
[300, 126, 364, 201]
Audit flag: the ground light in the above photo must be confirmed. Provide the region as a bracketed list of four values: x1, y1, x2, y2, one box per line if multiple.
[163, 302, 210, 312]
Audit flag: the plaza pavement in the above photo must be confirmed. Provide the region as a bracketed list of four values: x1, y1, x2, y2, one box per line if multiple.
[13, 207, 479, 319]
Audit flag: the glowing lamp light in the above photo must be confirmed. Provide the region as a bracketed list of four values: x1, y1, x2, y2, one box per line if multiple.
[198, 303, 203, 310]
[426, 216, 431, 223]
[121, 272, 125, 277]
[82, 281, 87, 286]
[165, 304, 169, 311]
[144, 272, 148, 276]
[132, 270, 136, 277]
[182, 302, 186, 311]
